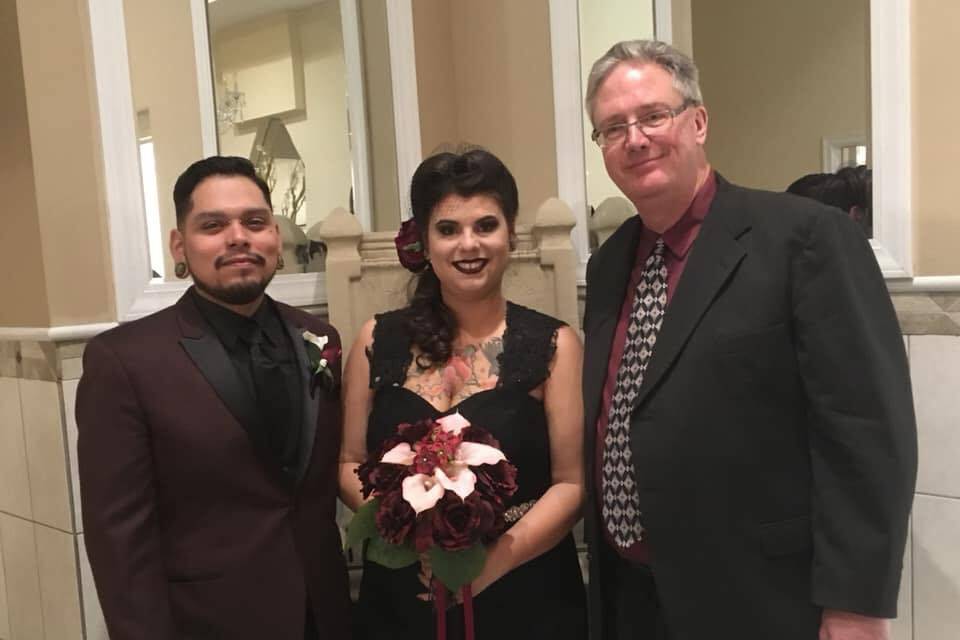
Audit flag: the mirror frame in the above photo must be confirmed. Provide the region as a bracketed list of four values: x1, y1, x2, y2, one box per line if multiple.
[89, 0, 373, 320]
[549, 0, 912, 282]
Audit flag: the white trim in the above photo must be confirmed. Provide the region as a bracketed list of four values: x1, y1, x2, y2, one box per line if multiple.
[190, 0, 218, 157]
[653, 0, 673, 43]
[124, 275, 330, 321]
[87, 0, 153, 321]
[0, 324, 119, 343]
[870, 0, 913, 278]
[339, 0, 373, 230]
[549, 0, 590, 268]
[887, 276, 960, 293]
[385, 0, 422, 220]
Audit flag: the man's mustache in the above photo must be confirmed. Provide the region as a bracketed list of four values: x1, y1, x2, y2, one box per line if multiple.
[215, 253, 267, 268]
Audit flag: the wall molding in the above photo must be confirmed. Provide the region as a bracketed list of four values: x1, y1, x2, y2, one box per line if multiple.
[0, 324, 119, 343]
[385, 0, 421, 220]
[339, 0, 373, 229]
[653, 0, 673, 42]
[888, 276, 960, 294]
[870, 0, 913, 279]
[548, 0, 590, 272]
[3, 274, 957, 345]
[190, 0, 217, 157]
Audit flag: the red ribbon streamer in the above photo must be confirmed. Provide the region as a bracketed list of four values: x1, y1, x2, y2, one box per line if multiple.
[462, 584, 475, 640]
[432, 580, 476, 640]
[434, 579, 447, 639]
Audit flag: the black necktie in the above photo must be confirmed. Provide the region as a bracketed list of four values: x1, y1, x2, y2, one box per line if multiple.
[246, 327, 299, 472]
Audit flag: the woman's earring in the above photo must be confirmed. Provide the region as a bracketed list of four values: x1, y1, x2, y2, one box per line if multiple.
[277, 255, 285, 270]
[174, 262, 189, 279]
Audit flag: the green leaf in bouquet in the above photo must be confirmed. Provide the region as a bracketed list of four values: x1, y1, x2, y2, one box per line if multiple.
[344, 499, 379, 551]
[366, 537, 419, 569]
[428, 544, 487, 592]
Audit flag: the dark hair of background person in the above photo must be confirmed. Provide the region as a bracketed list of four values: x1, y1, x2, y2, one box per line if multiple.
[173, 156, 273, 228]
[786, 165, 872, 237]
[404, 147, 519, 368]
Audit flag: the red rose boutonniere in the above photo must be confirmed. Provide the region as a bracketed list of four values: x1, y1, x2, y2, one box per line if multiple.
[302, 330, 340, 394]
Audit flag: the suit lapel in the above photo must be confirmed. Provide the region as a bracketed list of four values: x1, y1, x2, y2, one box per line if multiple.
[176, 292, 265, 450]
[278, 309, 319, 486]
[632, 184, 751, 410]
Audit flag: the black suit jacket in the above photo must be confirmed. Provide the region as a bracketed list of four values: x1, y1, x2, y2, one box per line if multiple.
[582, 177, 917, 640]
[77, 290, 351, 639]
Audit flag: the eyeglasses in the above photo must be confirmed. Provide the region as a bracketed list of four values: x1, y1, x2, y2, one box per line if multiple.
[592, 101, 694, 147]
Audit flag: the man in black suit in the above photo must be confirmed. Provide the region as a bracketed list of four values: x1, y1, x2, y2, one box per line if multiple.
[581, 40, 916, 640]
[77, 157, 351, 639]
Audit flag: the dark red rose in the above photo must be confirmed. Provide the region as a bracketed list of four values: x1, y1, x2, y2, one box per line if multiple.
[474, 460, 518, 503]
[394, 218, 427, 272]
[430, 493, 496, 551]
[321, 344, 341, 366]
[356, 460, 409, 499]
[375, 491, 417, 545]
[398, 419, 433, 443]
[460, 425, 500, 448]
[412, 448, 440, 475]
[483, 509, 508, 544]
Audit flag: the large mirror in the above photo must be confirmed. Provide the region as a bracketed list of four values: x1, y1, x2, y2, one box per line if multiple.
[208, 0, 353, 275]
[577, 0, 872, 246]
[691, 0, 871, 236]
[125, 0, 377, 282]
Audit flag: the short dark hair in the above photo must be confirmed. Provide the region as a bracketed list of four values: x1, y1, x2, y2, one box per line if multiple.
[786, 165, 872, 236]
[173, 156, 272, 227]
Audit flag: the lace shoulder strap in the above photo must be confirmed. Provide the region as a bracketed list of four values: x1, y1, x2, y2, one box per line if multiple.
[368, 309, 413, 390]
[499, 302, 565, 392]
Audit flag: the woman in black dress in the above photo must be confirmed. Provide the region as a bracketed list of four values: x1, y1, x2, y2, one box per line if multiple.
[339, 148, 587, 639]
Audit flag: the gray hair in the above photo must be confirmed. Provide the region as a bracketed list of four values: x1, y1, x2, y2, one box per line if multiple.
[585, 39, 703, 126]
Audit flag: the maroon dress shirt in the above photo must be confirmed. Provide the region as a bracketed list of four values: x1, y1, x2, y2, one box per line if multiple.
[596, 171, 717, 564]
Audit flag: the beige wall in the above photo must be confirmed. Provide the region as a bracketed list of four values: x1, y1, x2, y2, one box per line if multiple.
[691, 0, 870, 192]
[0, 0, 49, 327]
[413, 0, 558, 225]
[412, 0, 457, 157]
[10, 0, 114, 326]
[912, 0, 960, 276]
[124, 0, 205, 281]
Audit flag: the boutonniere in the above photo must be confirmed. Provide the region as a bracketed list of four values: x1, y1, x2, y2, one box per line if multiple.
[302, 330, 341, 394]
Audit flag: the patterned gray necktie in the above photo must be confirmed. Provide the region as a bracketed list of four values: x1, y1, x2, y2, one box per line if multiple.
[602, 238, 668, 548]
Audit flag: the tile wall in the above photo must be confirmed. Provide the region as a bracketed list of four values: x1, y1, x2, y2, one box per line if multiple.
[0, 292, 958, 638]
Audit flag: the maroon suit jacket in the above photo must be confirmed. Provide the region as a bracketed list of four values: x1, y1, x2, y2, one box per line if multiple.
[77, 290, 351, 639]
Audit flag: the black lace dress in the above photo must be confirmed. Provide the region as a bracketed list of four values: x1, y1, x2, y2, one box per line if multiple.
[354, 302, 587, 640]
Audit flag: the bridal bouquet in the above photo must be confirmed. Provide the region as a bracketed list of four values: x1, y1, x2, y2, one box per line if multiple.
[347, 412, 518, 600]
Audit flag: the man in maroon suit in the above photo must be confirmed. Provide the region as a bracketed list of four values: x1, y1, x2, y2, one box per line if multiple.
[77, 156, 351, 639]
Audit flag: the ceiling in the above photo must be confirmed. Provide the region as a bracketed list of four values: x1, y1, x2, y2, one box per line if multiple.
[206, 0, 326, 31]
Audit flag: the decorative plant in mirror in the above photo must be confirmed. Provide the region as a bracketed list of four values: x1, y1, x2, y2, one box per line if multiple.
[249, 118, 311, 270]
[280, 159, 306, 224]
[217, 76, 246, 126]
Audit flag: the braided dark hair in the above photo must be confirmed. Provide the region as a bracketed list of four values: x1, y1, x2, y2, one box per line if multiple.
[404, 148, 519, 369]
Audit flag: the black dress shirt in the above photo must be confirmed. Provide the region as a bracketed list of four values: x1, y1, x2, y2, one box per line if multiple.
[192, 290, 304, 478]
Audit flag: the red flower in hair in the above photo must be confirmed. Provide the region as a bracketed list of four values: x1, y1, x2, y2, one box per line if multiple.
[394, 218, 428, 272]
